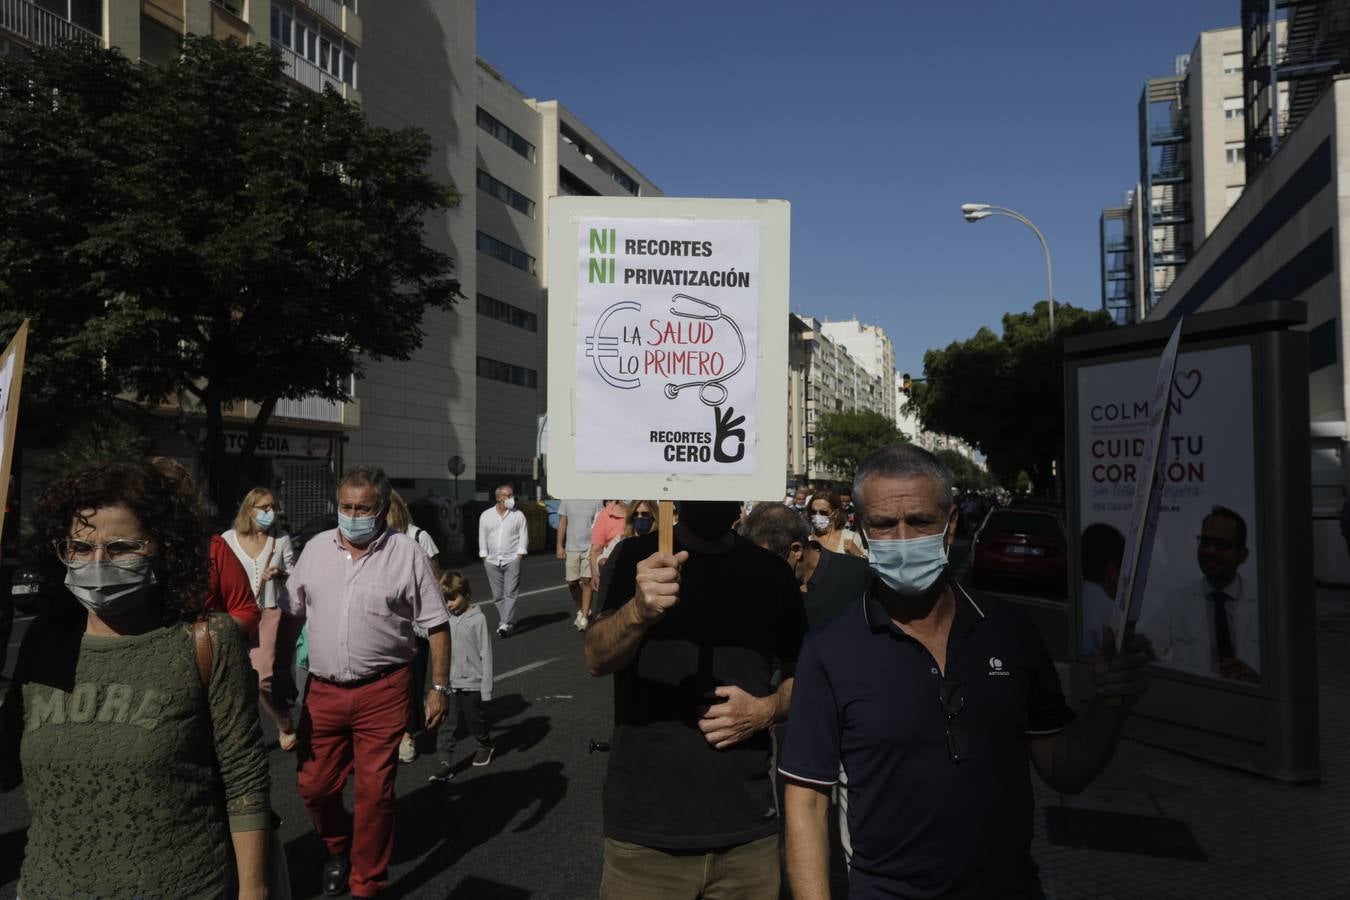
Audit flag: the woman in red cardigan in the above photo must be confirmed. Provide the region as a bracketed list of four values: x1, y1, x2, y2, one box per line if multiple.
[151, 458, 259, 636]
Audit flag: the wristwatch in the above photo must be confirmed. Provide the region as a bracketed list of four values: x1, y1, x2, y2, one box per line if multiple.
[430, 683, 453, 696]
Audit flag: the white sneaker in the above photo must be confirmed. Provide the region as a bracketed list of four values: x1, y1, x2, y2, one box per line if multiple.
[399, 734, 417, 764]
[574, 611, 588, 632]
[497, 622, 512, 638]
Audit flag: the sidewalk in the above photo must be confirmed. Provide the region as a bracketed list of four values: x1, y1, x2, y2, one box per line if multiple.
[1032, 587, 1350, 899]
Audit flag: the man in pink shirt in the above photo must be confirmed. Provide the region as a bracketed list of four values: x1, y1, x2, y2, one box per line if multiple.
[590, 499, 629, 592]
[274, 466, 449, 898]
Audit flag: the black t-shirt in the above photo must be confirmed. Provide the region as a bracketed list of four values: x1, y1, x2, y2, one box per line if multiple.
[803, 546, 872, 628]
[598, 530, 807, 850]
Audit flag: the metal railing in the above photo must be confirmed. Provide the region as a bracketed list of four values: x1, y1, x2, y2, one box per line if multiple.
[0, 0, 100, 48]
[274, 395, 345, 424]
[274, 43, 344, 95]
[297, 0, 345, 27]
[1149, 123, 1187, 142]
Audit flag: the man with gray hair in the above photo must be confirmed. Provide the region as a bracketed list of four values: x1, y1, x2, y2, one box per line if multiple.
[479, 483, 529, 637]
[781, 443, 1152, 899]
[740, 502, 870, 628]
[274, 465, 450, 898]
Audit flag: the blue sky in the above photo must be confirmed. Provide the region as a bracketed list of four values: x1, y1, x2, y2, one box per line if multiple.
[478, 1, 1239, 376]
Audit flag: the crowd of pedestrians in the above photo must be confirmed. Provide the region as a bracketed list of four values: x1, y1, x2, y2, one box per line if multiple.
[0, 444, 1154, 898]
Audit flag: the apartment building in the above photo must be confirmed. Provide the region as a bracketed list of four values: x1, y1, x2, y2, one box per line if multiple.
[1102, 26, 1285, 323]
[786, 314, 890, 483]
[474, 62, 662, 497]
[819, 319, 896, 421]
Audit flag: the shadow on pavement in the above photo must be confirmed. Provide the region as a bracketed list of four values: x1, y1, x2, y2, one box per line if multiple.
[384, 760, 568, 898]
[445, 875, 533, 898]
[509, 611, 570, 637]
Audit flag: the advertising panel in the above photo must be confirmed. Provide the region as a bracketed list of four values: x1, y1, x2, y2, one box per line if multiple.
[1077, 343, 1261, 684]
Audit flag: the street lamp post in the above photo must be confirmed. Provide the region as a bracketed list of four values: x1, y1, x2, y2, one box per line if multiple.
[960, 203, 1055, 334]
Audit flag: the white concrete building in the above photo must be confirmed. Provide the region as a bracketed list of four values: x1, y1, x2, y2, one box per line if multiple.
[820, 319, 896, 421]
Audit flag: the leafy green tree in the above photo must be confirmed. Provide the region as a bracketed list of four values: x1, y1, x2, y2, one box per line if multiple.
[0, 37, 460, 505]
[912, 301, 1112, 494]
[934, 448, 991, 491]
[815, 410, 905, 476]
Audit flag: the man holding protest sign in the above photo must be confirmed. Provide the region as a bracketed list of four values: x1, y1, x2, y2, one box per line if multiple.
[585, 500, 806, 899]
[782, 444, 1152, 900]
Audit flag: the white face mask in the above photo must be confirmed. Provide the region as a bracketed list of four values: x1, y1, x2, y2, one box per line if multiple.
[502, 496, 515, 510]
[809, 513, 831, 535]
[65, 558, 158, 617]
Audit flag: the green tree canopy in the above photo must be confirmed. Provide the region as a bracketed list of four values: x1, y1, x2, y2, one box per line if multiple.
[0, 37, 460, 504]
[912, 301, 1112, 493]
[815, 410, 905, 477]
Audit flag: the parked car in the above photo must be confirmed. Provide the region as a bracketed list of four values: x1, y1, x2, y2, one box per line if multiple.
[970, 508, 1067, 594]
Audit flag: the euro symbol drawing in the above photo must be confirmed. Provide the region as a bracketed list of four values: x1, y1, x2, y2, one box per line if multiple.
[585, 300, 642, 390]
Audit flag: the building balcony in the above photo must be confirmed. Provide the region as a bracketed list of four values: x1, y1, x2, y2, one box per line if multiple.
[1104, 240, 1131, 252]
[1150, 165, 1188, 184]
[274, 42, 357, 101]
[1149, 123, 1187, 143]
[0, 0, 101, 48]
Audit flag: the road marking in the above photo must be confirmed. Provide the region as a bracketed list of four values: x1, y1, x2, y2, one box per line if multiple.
[473, 584, 567, 608]
[496, 657, 560, 682]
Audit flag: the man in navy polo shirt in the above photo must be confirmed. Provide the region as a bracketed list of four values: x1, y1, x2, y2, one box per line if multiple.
[781, 444, 1151, 900]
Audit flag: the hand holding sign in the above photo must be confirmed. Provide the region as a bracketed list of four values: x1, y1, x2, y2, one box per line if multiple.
[631, 549, 690, 625]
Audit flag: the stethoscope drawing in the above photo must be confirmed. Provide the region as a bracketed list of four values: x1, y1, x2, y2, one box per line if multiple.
[662, 293, 746, 407]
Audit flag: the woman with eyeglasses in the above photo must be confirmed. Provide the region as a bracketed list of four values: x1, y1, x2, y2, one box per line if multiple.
[223, 487, 298, 751]
[806, 489, 864, 558]
[0, 461, 272, 898]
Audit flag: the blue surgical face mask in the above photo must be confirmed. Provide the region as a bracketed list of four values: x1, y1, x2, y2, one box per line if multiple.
[338, 509, 382, 545]
[865, 521, 951, 596]
[633, 514, 654, 536]
[254, 509, 276, 530]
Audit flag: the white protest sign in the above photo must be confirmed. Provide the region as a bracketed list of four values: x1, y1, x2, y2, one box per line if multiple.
[0, 321, 28, 543]
[547, 197, 789, 502]
[1112, 320, 1184, 650]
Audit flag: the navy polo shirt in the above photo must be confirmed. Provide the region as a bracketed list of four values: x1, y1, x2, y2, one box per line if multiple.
[779, 579, 1074, 900]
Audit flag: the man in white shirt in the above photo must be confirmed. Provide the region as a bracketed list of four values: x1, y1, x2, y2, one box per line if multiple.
[479, 484, 529, 637]
[1145, 506, 1260, 683]
[1079, 523, 1125, 656]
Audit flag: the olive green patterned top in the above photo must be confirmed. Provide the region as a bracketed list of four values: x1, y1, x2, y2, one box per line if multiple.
[0, 612, 270, 899]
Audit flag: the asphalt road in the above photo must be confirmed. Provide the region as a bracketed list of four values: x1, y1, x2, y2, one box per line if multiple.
[0, 544, 1072, 899]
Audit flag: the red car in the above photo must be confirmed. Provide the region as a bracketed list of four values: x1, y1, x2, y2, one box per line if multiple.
[970, 509, 1067, 591]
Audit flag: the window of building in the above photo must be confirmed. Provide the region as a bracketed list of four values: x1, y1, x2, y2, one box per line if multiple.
[558, 167, 599, 197]
[1223, 96, 1243, 119]
[270, 2, 357, 86]
[476, 169, 535, 217]
[1222, 52, 1242, 75]
[1225, 140, 1245, 164]
[1225, 184, 1244, 208]
[477, 294, 538, 332]
[477, 231, 536, 274]
[477, 356, 538, 388]
[477, 108, 535, 162]
[140, 14, 181, 67]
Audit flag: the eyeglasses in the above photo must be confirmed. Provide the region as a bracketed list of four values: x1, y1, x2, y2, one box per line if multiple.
[54, 538, 154, 568]
[939, 678, 972, 764]
[1196, 535, 1236, 552]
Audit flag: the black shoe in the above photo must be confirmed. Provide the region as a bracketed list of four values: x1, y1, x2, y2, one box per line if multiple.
[322, 853, 350, 896]
[428, 760, 455, 783]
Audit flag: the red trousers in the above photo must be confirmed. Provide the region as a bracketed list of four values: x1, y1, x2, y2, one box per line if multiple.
[296, 666, 411, 896]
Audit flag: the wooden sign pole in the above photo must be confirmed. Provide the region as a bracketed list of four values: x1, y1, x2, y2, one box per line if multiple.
[659, 499, 674, 556]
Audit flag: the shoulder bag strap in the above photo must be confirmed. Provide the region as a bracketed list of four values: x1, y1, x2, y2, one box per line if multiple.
[193, 617, 213, 688]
